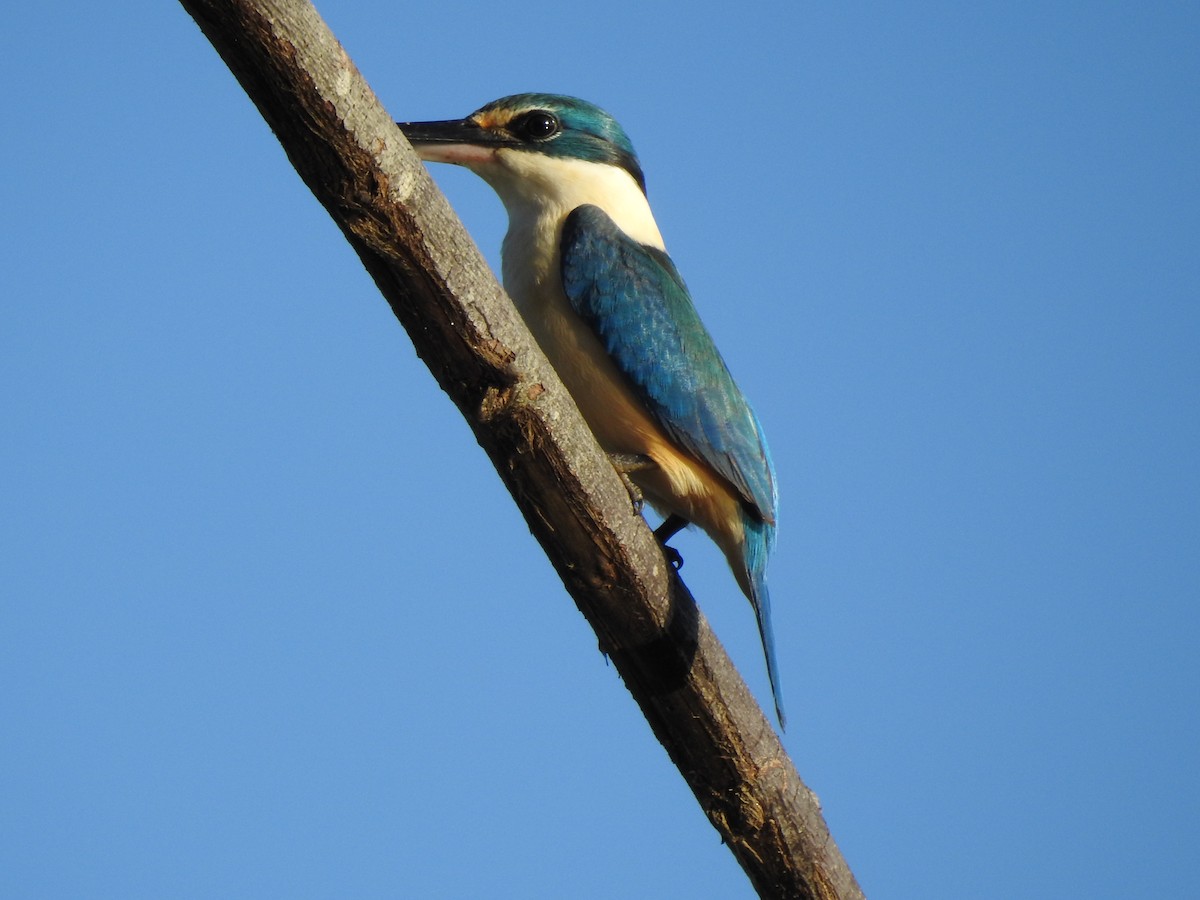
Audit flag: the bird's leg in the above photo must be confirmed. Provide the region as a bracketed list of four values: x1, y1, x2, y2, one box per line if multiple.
[607, 452, 655, 512]
[653, 514, 689, 571]
[654, 514, 688, 542]
[607, 454, 686, 570]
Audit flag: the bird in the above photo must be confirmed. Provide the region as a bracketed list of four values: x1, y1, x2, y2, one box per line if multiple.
[398, 94, 784, 726]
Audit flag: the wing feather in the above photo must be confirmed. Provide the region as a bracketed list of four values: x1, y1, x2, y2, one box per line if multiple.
[560, 204, 776, 523]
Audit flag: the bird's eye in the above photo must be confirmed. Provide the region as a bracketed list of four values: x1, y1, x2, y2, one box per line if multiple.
[515, 111, 560, 140]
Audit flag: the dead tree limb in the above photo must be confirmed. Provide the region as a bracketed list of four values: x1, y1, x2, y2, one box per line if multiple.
[177, 2, 863, 896]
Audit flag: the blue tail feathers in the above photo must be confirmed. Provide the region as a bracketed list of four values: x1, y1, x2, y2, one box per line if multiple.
[742, 510, 785, 729]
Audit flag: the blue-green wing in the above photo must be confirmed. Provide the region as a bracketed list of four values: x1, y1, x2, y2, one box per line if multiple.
[560, 204, 776, 523]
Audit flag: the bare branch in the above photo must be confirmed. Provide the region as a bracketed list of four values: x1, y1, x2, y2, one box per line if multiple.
[177, 1, 863, 896]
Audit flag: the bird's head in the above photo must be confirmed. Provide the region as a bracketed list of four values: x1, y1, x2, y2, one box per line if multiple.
[398, 94, 647, 206]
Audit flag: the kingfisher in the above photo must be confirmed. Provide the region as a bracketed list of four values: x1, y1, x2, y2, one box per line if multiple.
[398, 94, 784, 726]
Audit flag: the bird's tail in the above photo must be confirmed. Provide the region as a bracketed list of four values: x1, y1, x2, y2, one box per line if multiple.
[741, 510, 785, 729]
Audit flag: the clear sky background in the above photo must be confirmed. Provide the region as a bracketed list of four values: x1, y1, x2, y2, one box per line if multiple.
[2, 2, 1197, 897]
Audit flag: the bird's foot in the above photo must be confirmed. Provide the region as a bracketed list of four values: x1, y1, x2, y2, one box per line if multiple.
[653, 514, 689, 570]
[608, 452, 655, 513]
[606, 455, 687, 571]
[660, 544, 684, 570]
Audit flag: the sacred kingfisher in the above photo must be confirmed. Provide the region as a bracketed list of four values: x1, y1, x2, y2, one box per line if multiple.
[399, 94, 784, 726]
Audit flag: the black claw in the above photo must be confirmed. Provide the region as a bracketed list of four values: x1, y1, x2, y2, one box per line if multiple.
[662, 545, 684, 570]
[653, 514, 689, 571]
[608, 453, 654, 513]
[622, 473, 644, 513]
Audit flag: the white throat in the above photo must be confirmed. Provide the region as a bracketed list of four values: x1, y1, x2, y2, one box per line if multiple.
[464, 149, 666, 313]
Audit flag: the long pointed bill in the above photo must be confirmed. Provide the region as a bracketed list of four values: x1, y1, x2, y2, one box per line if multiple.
[397, 118, 513, 165]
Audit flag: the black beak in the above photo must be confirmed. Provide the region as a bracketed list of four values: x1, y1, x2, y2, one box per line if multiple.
[397, 117, 511, 148]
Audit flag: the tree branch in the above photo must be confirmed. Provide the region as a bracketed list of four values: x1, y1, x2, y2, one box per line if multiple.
[177, 1, 863, 896]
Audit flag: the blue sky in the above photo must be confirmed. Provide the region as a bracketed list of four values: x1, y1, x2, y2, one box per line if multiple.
[2, 2, 1197, 897]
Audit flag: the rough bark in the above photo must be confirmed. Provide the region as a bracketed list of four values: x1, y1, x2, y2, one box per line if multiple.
[177, 2, 864, 897]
